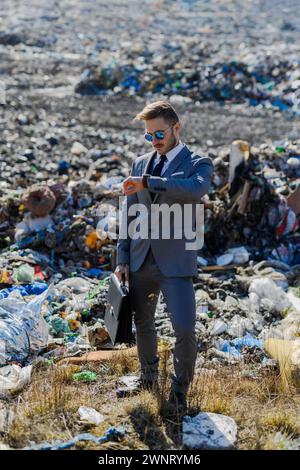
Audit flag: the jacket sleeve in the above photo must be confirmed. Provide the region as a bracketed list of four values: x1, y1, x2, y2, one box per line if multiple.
[147, 156, 214, 202]
[116, 161, 138, 265]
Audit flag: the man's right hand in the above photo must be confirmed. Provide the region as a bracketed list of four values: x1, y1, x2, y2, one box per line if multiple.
[114, 264, 129, 283]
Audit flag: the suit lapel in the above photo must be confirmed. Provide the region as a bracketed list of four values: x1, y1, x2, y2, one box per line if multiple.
[143, 150, 157, 174]
[162, 146, 191, 178]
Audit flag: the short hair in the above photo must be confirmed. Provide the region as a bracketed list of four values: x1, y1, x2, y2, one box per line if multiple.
[134, 100, 179, 125]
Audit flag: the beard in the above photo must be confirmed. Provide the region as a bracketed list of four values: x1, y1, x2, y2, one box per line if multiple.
[164, 132, 178, 153]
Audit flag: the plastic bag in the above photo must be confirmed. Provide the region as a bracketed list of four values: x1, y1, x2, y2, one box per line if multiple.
[78, 406, 105, 425]
[0, 285, 52, 365]
[0, 364, 32, 394]
[249, 277, 291, 314]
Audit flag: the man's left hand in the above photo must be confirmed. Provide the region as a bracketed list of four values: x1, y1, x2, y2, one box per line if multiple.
[123, 176, 145, 195]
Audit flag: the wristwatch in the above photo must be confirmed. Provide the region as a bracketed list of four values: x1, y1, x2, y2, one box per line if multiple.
[142, 174, 149, 188]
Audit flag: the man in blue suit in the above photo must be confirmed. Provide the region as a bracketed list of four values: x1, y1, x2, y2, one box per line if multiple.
[115, 101, 214, 408]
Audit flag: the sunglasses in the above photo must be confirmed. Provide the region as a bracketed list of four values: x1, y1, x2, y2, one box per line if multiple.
[144, 125, 173, 142]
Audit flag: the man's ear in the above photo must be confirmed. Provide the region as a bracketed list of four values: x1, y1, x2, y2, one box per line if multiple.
[174, 121, 181, 133]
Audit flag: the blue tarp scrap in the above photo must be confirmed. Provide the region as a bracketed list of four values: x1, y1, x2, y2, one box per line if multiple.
[24, 426, 126, 450]
[219, 333, 264, 357]
[0, 282, 48, 300]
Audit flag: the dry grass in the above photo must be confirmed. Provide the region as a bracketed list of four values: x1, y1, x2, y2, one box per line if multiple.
[259, 411, 300, 437]
[96, 349, 140, 377]
[263, 432, 298, 450]
[2, 351, 300, 450]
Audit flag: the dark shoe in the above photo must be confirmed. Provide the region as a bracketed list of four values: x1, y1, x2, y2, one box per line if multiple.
[168, 390, 187, 412]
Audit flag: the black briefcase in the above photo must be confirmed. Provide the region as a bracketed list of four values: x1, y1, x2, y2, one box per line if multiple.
[104, 273, 133, 345]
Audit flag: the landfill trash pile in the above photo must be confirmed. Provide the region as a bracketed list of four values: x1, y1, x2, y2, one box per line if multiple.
[1, 1, 299, 115]
[0, 133, 299, 382]
[75, 54, 300, 115]
[0, 0, 300, 450]
[203, 139, 300, 264]
[144, 138, 300, 369]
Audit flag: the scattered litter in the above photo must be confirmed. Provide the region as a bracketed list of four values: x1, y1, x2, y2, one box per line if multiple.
[116, 374, 141, 397]
[0, 365, 32, 394]
[0, 408, 15, 433]
[71, 371, 98, 382]
[78, 406, 105, 426]
[24, 426, 125, 450]
[249, 278, 291, 314]
[0, 286, 52, 364]
[58, 346, 138, 365]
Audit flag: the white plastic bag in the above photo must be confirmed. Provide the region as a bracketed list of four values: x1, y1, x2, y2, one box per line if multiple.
[249, 278, 291, 314]
[0, 286, 52, 365]
[78, 406, 105, 426]
[0, 365, 32, 394]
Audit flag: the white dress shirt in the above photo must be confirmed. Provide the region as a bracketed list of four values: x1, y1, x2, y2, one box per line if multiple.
[153, 141, 185, 175]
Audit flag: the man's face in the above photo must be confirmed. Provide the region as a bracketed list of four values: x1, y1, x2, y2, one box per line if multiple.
[145, 117, 181, 155]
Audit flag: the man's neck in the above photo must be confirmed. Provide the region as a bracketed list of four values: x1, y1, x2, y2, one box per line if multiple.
[159, 139, 182, 156]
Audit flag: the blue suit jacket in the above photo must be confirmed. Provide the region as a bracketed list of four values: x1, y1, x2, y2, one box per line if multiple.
[117, 145, 214, 277]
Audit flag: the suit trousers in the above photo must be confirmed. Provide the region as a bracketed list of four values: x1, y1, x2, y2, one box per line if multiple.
[129, 248, 197, 394]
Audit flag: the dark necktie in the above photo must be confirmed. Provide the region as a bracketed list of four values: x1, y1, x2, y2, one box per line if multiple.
[152, 154, 167, 176]
[150, 154, 167, 201]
